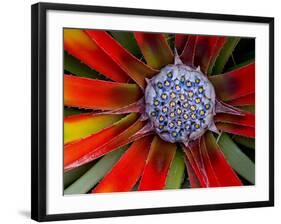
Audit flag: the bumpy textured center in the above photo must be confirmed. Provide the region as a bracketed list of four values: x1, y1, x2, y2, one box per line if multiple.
[145, 64, 216, 143]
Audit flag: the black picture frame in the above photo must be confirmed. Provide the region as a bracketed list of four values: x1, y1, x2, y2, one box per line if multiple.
[31, 2, 274, 222]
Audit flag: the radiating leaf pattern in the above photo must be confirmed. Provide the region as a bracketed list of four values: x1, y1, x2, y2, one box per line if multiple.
[63, 29, 255, 194]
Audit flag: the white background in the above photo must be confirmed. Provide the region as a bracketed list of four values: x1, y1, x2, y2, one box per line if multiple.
[46, 9, 269, 215]
[0, 0, 279, 223]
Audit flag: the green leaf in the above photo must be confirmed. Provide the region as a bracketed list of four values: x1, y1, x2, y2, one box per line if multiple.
[64, 107, 85, 117]
[227, 58, 255, 72]
[64, 160, 96, 188]
[131, 182, 140, 191]
[181, 177, 191, 189]
[218, 133, 255, 184]
[212, 37, 240, 75]
[64, 51, 104, 79]
[64, 114, 123, 145]
[237, 105, 255, 113]
[64, 147, 126, 194]
[233, 136, 255, 149]
[110, 31, 142, 58]
[165, 149, 185, 189]
[165, 33, 175, 50]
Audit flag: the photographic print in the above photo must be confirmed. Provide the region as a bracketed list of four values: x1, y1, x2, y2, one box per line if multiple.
[31, 3, 273, 221]
[63, 29, 255, 194]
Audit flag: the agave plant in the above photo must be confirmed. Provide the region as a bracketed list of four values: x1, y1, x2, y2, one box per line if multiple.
[63, 29, 255, 194]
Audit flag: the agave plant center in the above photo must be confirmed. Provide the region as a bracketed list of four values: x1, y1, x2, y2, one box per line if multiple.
[145, 64, 216, 143]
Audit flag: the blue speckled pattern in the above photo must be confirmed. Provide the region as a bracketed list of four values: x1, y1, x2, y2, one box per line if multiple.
[145, 64, 216, 143]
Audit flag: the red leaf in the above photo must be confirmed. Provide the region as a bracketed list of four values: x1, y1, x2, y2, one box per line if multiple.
[227, 94, 255, 106]
[64, 113, 142, 171]
[64, 75, 142, 110]
[64, 29, 130, 82]
[134, 32, 174, 69]
[183, 132, 242, 188]
[93, 136, 153, 193]
[183, 142, 208, 187]
[85, 30, 158, 89]
[215, 112, 255, 128]
[216, 123, 255, 138]
[194, 36, 226, 74]
[207, 37, 227, 74]
[210, 63, 255, 101]
[138, 136, 176, 190]
[180, 36, 227, 74]
[200, 138, 221, 186]
[180, 36, 197, 66]
[184, 158, 202, 188]
[203, 132, 242, 186]
[175, 34, 189, 55]
[64, 113, 124, 144]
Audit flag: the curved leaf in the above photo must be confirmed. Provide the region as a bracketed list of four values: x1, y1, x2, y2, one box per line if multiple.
[218, 133, 255, 184]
